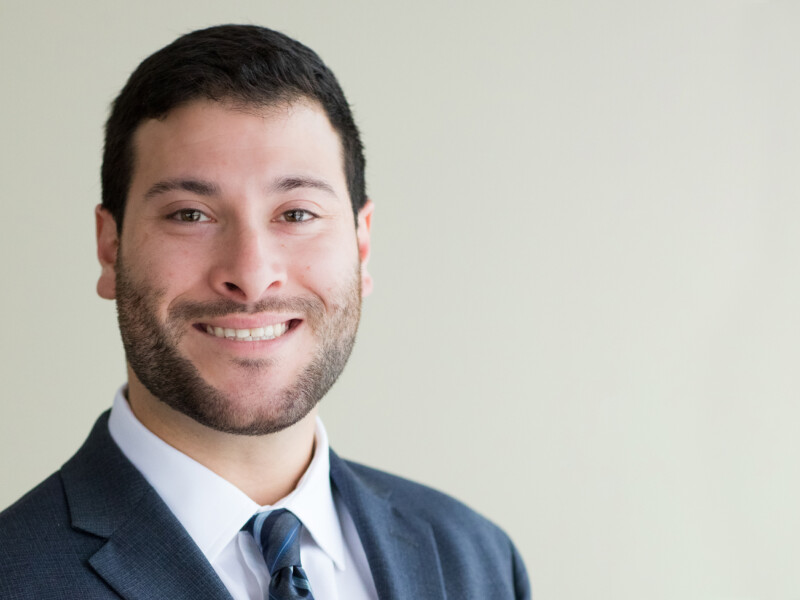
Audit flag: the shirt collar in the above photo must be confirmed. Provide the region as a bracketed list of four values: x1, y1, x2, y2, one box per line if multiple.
[107, 385, 346, 570]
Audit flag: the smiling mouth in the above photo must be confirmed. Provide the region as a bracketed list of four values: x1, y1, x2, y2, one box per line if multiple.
[198, 320, 297, 342]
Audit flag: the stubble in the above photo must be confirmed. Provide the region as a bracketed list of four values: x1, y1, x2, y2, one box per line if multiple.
[114, 254, 361, 435]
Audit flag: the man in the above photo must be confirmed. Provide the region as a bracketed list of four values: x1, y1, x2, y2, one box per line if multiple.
[0, 25, 529, 599]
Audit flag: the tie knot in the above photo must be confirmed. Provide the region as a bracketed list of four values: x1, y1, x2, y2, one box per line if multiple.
[243, 509, 304, 577]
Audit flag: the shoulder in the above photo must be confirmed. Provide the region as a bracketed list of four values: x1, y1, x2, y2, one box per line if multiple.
[0, 411, 119, 547]
[334, 456, 527, 559]
[340, 458, 502, 531]
[0, 471, 70, 542]
[0, 415, 129, 598]
[331, 454, 531, 598]
[0, 471, 104, 597]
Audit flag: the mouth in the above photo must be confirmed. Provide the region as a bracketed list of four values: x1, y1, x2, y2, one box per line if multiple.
[195, 319, 299, 342]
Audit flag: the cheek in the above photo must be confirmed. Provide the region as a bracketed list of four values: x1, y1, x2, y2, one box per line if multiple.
[291, 240, 358, 295]
[124, 235, 209, 305]
[160, 246, 203, 282]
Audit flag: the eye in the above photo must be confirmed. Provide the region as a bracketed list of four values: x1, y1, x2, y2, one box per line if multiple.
[170, 209, 210, 223]
[280, 209, 317, 223]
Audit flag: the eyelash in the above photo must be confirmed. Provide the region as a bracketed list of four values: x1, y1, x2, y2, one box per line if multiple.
[166, 208, 318, 224]
[280, 209, 318, 223]
[169, 209, 210, 223]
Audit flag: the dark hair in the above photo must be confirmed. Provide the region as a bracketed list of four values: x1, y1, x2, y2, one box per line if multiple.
[102, 24, 366, 232]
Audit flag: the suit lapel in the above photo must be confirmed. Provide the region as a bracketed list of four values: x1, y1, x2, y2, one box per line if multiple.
[61, 412, 232, 600]
[330, 451, 446, 600]
[87, 493, 233, 600]
[61, 414, 449, 599]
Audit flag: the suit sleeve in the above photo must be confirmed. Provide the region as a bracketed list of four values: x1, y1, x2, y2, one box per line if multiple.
[512, 540, 531, 600]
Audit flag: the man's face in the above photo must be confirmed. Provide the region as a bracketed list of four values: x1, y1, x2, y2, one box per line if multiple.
[96, 99, 372, 435]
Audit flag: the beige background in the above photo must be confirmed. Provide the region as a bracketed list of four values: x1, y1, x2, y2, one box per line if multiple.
[2, 1, 799, 599]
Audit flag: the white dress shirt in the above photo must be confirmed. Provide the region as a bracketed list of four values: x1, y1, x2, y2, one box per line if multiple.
[107, 386, 377, 600]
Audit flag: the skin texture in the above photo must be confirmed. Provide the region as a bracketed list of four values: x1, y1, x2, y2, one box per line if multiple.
[95, 99, 373, 503]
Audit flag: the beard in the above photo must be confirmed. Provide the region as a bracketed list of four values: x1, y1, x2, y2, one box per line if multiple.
[114, 254, 362, 436]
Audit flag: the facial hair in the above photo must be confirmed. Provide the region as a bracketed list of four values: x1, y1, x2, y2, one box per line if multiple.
[114, 254, 362, 435]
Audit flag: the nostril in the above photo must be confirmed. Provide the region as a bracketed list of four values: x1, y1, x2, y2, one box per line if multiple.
[224, 282, 240, 292]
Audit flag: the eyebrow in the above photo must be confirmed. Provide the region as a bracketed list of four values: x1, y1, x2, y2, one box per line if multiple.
[143, 175, 338, 201]
[144, 178, 220, 200]
[269, 176, 338, 199]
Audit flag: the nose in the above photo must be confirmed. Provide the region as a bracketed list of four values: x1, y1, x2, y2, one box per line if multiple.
[209, 223, 286, 302]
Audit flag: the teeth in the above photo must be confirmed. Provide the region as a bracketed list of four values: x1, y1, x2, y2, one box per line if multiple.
[205, 322, 291, 342]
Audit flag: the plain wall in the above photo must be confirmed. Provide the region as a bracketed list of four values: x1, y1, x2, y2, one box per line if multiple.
[2, 1, 799, 598]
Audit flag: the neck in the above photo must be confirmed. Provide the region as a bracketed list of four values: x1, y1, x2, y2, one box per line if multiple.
[125, 371, 317, 506]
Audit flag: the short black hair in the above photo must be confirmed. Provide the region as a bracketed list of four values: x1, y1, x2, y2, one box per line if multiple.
[102, 24, 366, 232]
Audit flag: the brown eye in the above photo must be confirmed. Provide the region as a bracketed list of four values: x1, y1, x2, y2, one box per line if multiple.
[282, 209, 315, 223]
[171, 209, 209, 223]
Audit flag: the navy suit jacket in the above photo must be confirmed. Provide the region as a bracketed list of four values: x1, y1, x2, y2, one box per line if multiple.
[0, 413, 530, 599]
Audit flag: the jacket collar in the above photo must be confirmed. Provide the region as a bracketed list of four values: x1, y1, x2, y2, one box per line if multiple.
[60, 412, 447, 600]
[60, 412, 232, 600]
[330, 451, 447, 600]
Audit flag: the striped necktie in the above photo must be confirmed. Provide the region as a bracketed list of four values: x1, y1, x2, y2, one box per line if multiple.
[243, 509, 315, 599]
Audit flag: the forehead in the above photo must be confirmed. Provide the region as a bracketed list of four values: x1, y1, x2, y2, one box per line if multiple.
[128, 99, 346, 190]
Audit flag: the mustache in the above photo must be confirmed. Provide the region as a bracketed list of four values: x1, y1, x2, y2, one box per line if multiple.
[168, 296, 324, 322]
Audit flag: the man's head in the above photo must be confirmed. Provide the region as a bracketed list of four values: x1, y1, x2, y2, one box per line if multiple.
[95, 26, 372, 437]
[102, 24, 366, 233]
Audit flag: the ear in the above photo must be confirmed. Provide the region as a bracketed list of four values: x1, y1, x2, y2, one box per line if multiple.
[95, 205, 119, 300]
[356, 200, 374, 297]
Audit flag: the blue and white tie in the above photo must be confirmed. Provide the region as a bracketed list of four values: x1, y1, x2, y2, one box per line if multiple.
[243, 509, 315, 599]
